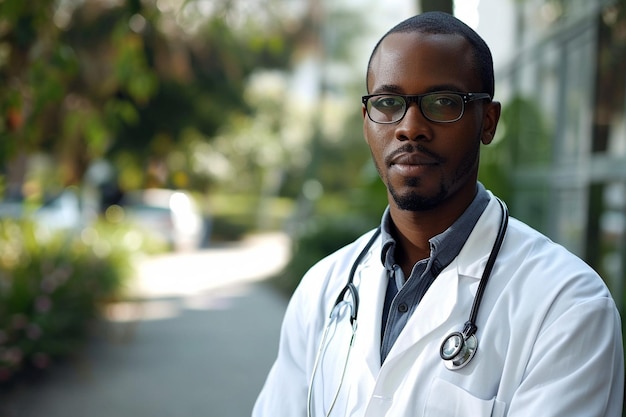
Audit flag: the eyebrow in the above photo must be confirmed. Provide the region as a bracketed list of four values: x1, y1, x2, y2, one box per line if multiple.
[370, 83, 466, 95]
[370, 84, 403, 95]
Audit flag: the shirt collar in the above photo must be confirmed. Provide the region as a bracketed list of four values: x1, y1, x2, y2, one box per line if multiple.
[380, 183, 490, 273]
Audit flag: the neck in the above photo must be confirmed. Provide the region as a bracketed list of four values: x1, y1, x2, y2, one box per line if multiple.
[388, 209, 447, 274]
[388, 187, 476, 273]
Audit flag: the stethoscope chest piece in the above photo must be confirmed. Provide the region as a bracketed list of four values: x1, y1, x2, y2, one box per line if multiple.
[438, 197, 508, 371]
[440, 331, 478, 370]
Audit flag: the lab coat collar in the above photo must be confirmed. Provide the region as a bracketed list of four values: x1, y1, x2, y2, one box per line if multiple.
[370, 194, 503, 370]
[350, 235, 385, 380]
[455, 193, 504, 280]
[350, 194, 503, 382]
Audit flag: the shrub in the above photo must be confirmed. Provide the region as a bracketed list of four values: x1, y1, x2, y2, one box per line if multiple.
[0, 219, 132, 383]
[272, 215, 376, 296]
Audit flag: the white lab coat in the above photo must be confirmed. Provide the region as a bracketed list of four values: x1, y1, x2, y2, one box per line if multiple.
[253, 196, 624, 416]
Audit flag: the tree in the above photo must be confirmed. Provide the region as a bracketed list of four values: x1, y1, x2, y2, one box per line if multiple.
[419, 0, 454, 14]
[0, 0, 160, 195]
[0, 0, 302, 199]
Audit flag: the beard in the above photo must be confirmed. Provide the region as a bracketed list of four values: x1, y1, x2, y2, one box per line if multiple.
[380, 139, 480, 212]
[388, 175, 447, 211]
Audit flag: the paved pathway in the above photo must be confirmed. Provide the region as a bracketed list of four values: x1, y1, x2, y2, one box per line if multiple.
[0, 233, 291, 417]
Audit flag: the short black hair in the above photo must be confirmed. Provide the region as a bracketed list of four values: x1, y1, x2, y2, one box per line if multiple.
[366, 11, 495, 97]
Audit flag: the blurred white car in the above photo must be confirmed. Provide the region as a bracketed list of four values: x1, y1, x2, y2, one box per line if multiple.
[120, 189, 206, 251]
[36, 188, 95, 231]
[0, 188, 97, 232]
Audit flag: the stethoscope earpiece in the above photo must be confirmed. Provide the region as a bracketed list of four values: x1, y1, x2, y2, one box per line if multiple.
[440, 331, 478, 370]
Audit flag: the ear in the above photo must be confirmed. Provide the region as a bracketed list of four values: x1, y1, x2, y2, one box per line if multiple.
[362, 104, 372, 143]
[481, 101, 501, 145]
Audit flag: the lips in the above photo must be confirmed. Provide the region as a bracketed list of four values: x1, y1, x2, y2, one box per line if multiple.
[390, 153, 440, 166]
[386, 144, 444, 168]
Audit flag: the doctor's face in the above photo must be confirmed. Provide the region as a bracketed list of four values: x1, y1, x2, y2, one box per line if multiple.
[363, 32, 499, 212]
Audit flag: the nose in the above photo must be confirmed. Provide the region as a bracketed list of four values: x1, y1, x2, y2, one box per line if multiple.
[395, 102, 432, 142]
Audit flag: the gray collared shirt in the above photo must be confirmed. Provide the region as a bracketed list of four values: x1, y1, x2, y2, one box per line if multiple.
[379, 183, 490, 363]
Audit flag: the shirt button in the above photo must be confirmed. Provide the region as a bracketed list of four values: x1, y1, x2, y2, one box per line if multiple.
[398, 303, 409, 313]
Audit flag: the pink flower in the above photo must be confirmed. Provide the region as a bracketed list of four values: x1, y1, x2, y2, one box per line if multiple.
[3, 348, 22, 365]
[35, 295, 52, 313]
[32, 352, 50, 369]
[11, 314, 27, 329]
[26, 324, 42, 340]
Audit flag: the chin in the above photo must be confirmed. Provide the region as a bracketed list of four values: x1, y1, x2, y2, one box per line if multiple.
[391, 190, 445, 211]
[388, 175, 449, 211]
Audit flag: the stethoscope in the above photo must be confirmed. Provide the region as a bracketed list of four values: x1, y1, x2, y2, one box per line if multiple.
[307, 198, 509, 416]
[439, 197, 508, 370]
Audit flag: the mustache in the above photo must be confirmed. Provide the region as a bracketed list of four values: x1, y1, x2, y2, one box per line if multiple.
[385, 144, 446, 166]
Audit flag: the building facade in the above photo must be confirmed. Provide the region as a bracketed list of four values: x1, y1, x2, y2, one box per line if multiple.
[477, 0, 626, 313]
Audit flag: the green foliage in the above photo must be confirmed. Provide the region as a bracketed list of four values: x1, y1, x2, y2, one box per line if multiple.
[272, 213, 377, 296]
[272, 166, 387, 296]
[479, 142, 513, 203]
[210, 215, 249, 243]
[0, 0, 299, 193]
[500, 96, 552, 167]
[0, 0, 73, 162]
[0, 219, 132, 383]
[479, 95, 551, 206]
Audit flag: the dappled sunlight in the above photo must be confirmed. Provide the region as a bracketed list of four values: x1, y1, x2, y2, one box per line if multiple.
[104, 232, 291, 325]
[105, 284, 258, 324]
[105, 299, 179, 323]
[129, 232, 290, 299]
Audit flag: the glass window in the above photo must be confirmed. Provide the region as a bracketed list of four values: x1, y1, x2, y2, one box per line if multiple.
[553, 185, 588, 255]
[600, 181, 626, 310]
[556, 28, 595, 162]
[608, 108, 626, 157]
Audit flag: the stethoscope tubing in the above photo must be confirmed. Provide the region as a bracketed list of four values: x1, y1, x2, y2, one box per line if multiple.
[306, 228, 380, 417]
[464, 198, 509, 338]
[337, 228, 381, 324]
[337, 198, 508, 339]
[308, 198, 510, 414]
[438, 198, 508, 370]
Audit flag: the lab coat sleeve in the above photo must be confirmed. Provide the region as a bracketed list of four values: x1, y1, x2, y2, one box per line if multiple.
[252, 248, 345, 417]
[252, 231, 376, 417]
[252, 283, 310, 417]
[507, 297, 624, 417]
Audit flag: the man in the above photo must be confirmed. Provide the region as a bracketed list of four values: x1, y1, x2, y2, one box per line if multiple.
[253, 11, 624, 417]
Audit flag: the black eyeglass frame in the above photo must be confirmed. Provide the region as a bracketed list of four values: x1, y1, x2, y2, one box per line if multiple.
[361, 91, 492, 124]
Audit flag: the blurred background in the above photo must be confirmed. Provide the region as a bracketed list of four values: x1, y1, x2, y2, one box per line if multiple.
[0, 0, 625, 415]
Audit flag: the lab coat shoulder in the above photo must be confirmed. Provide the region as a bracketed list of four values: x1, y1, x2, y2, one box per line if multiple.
[281, 228, 381, 344]
[497, 216, 616, 318]
[474, 215, 624, 416]
[252, 228, 380, 417]
[414, 198, 623, 417]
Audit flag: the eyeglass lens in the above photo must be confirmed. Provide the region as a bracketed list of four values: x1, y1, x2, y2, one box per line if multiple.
[366, 93, 465, 123]
[308, 300, 356, 417]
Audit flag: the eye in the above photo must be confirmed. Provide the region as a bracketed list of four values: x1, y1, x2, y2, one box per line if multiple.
[370, 95, 404, 111]
[431, 95, 460, 109]
[421, 93, 465, 121]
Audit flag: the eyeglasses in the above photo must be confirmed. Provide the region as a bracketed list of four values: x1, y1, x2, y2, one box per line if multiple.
[362, 91, 492, 124]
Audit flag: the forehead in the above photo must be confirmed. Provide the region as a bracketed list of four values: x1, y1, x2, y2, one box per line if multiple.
[368, 32, 479, 93]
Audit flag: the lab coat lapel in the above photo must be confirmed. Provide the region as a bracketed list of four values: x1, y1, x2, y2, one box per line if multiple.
[456, 196, 503, 279]
[382, 260, 461, 365]
[350, 243, 386, 381]
[382, 196, 502, 365]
